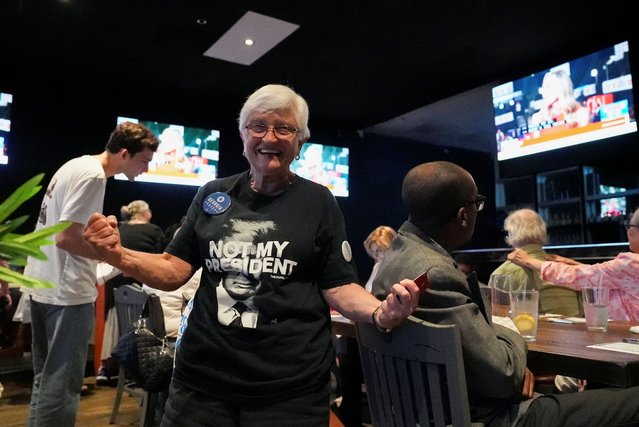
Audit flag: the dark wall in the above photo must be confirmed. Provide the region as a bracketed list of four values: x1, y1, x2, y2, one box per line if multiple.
[343, 134, 496, 279]
[0, 76, 243, 232]
[0, 77, 497, 285]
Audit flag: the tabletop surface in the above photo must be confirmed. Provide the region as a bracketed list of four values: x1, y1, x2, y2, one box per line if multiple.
[530, 319, 639, 362]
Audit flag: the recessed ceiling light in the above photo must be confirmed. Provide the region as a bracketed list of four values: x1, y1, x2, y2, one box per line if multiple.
[244, 39, 254, 46]
[203, 11, 299, 66]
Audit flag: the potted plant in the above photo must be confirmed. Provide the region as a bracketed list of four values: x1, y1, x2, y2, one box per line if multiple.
[0, 174, 71, 288]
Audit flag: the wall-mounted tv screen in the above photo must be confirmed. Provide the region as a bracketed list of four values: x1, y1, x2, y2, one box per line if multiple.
[493, 40, 636, 161]
[290, 142, 349, 197]
[115, 116, 220, 186]
[601, 196, 626, 218]
[0, 91, 13, 165]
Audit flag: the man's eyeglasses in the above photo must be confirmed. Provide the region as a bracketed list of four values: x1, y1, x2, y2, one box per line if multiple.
[466, 194, 486, 212]
[624, 221, 639, 231]
[245, 123, 298, 139]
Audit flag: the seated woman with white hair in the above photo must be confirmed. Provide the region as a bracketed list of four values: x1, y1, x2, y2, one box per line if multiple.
[491, 208, 581, 316]
[508, 207, 639, 322]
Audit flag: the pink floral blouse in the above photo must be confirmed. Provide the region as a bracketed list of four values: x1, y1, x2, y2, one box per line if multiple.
[541, 252, 639, 321]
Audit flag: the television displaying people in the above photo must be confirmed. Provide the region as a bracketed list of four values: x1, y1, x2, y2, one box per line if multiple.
[493, 40, 635, 161]
[529, 69, 590, 129]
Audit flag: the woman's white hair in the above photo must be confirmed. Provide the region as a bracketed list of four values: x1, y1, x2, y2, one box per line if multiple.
[238, 84, 310, 142]
[504, 208, 547, 248]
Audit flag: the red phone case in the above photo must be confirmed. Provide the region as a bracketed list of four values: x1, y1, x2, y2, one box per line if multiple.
[413, 270, 429, 292]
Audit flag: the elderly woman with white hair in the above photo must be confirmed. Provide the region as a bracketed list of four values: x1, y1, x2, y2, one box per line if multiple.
[490, 208, 581, 316]
[84, 84, 419, 426]
[509, 207, 639, 322]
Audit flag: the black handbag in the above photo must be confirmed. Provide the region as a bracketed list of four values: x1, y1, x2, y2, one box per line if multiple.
[113, 297, 174, 392]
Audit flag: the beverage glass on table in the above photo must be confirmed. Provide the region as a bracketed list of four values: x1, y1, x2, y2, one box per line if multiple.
[489, 275, 512, 317]
[510, 289, 539, 342]
[581, 286, 609, 332]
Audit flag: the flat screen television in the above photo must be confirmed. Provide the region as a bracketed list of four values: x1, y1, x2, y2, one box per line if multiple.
[115, 116, 220, 186]
[600, 196, 626, 218]
[290, 142, 349, 197]
[0, 91, 13, 165]
[493, 40, 636, 161]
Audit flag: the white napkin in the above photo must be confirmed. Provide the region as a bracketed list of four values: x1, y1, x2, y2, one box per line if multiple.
[492, 315, 519, 333]
[629, 326, 639, 334]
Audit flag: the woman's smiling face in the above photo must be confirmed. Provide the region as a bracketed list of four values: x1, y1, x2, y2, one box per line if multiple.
[241, 110, 301, 179]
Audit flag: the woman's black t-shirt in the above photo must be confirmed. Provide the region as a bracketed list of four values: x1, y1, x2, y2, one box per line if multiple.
[166, 171, 358, 402]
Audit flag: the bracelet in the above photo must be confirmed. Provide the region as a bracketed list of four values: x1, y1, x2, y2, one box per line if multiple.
[371, 305, 391, 333]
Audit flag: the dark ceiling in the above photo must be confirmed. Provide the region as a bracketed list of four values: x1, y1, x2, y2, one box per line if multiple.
[1, 0, 635, 150]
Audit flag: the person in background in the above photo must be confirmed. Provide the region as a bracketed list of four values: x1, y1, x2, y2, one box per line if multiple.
[84, 84, 419, 427]
[98, 199, 165, 384]
[371, 160, 639, 427]
[119, 200, 164, 252]
[508, 207, 639, 322]
[491, 208, 581, 317]
[529, 69, 590, 129]
[494, 208, 584, 394]
[363, 225, 397, 292]
[21, 122, 159, 426]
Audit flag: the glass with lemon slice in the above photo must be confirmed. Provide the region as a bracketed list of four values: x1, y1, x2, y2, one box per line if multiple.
[510, 289, 539, 342]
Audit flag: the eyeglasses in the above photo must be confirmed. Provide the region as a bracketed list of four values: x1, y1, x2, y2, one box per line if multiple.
[466, 194, 486, 212]
[245, 123, 298, 139]
[624, 221, 639, 231]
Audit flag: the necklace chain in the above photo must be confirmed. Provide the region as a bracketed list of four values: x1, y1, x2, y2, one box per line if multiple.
[249, 174, 293, 194]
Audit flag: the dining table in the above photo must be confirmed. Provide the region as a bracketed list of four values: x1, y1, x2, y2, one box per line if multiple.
[527, 318, 639, 388]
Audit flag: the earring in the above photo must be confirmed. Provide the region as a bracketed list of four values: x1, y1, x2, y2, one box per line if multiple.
[295, 154, 300, 160]
[242, 151, 246, 157]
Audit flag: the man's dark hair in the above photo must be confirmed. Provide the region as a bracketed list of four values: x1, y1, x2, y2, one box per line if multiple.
[105, 122, 159, 155]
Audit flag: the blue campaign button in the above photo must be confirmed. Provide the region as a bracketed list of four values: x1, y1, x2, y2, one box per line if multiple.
[202, 192, 231, 215]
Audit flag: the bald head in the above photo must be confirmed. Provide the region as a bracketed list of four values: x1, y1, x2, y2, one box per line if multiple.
[402, 161, 477, 231]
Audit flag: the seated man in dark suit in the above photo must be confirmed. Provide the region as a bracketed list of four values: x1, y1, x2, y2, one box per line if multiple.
[371, 160, 639, 427]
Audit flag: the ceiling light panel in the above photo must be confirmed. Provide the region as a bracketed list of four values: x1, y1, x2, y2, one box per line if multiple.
[203, 11, 299, 66]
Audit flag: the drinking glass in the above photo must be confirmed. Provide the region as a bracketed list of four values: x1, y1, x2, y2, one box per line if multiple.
[510, 289, 539, 342]
[489, 275, 512, 317]
[581, 286, 609, 332]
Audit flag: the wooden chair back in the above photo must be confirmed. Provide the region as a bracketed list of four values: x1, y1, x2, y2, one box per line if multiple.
[114, 284, 148, 337]
[355, 316, 482, 427]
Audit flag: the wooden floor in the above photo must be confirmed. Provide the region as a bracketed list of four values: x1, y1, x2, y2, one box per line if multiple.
[1, 370, 142, 427]
[0, 369, 346, 427]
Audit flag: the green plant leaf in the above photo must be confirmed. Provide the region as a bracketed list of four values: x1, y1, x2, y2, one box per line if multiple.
[0, 215, 29, 238]
[13, 221, 71, 244]
[0, 241, 48, 260]
[0, 266, 55, 289]
[0, 174, 44, 224]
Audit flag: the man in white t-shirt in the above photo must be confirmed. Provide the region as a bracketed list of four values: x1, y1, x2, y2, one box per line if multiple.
[22, 122, 159, 426]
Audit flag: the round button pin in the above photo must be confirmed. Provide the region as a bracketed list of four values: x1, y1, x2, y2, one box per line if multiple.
[203, 192, 231, 215]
